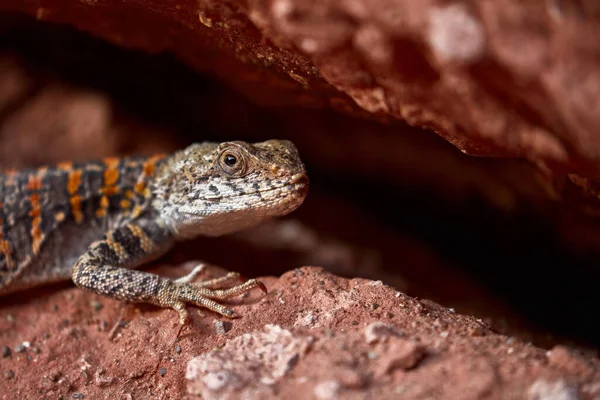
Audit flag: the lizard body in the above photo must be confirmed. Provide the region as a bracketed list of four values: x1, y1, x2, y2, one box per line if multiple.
[0, 140, 308, 323]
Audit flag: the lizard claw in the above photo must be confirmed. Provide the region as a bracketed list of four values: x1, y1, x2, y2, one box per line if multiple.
[173, 301, 190, 325]
[175, 263, 207, 284]
[256, 281, 268, 294]
[158, 274, 266, 324]
[238, 273, 268, 294]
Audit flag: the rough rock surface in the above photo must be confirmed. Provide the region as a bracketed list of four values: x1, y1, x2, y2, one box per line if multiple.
[1, 1, 600, 178]
[1, 266, 598, 399]
[251, 0, 600, 175]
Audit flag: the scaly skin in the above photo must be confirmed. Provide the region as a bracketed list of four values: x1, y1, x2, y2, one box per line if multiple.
[0, 140, 308, 324]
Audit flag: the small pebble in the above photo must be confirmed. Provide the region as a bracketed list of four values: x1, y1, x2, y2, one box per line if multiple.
[48, 371, 61, 382]
[71, 393, 84, 399]
[14, 344, 26, 353]
[129, 370, 145, 379]
[213, 320, 232, 335]
[159, 368, 167, 377]
[90, 301, 104, 312]
[175, 345, 182, 354]
[1, 347, 11, 358]
[314, 380, 341, 400]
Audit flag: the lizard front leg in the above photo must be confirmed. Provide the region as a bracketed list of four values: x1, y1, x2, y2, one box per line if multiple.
[71, 220, 266, 324]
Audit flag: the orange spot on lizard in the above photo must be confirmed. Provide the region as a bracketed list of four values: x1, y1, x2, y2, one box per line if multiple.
[135, 154, 165, 195]
[28, 175, 45, 254]
[68, 169, 84, 223]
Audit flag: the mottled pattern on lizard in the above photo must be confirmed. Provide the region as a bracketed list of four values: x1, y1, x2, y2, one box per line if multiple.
[0, 140, 308, 324]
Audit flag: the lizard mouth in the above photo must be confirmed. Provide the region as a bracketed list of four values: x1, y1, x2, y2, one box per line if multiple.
[200, 173, 309, 201]
[289, 173, 309, 196]
[290, 173, 309, 186]
[274, 173, 309, 198]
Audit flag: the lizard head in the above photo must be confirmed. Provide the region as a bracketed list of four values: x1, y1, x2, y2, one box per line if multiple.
[153, 140, 309, 238]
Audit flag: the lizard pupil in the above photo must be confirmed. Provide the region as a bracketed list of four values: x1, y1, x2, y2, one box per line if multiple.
[224, 154, 237, 167]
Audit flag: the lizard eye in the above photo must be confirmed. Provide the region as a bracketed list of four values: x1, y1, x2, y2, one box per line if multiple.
[218, 150, 246, 176]
[224, 154, 237, 166]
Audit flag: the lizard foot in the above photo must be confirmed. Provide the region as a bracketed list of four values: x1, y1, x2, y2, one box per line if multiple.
[159, 264, 267, 324]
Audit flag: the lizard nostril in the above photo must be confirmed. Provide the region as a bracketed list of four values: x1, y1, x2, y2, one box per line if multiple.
[291, 173, 309, 186]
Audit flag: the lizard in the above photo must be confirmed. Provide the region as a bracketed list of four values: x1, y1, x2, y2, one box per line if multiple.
[0, 139, 308, 324]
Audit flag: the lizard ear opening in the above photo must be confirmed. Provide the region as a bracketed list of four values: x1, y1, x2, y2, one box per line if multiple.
[218, 147, 247, 177]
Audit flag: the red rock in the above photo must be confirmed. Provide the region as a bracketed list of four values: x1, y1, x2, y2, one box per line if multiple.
[373, 337, 426, 376]
[548, 345, 595, 379]
[2, 266, 598, 399]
